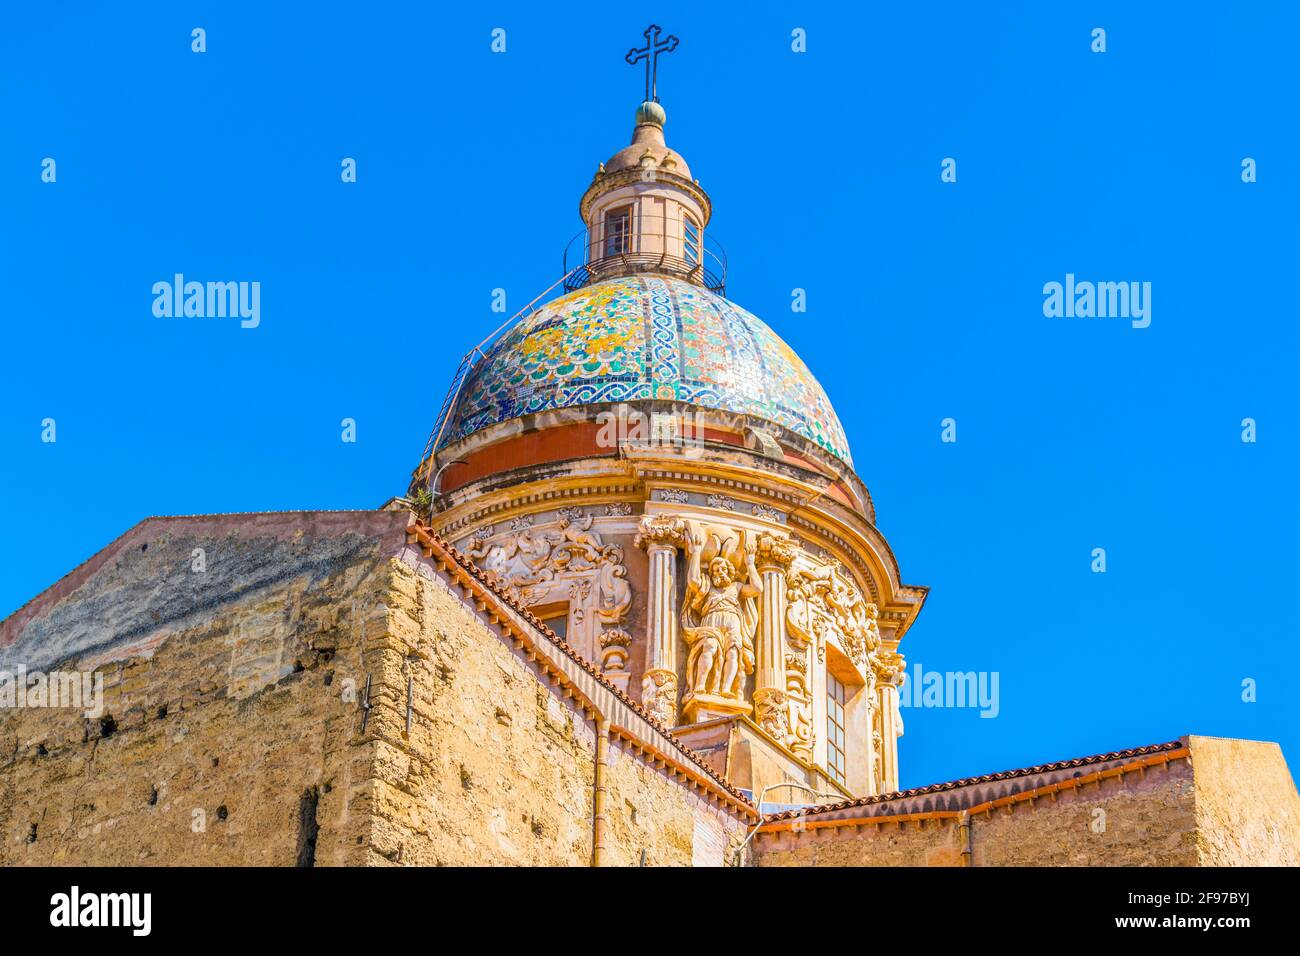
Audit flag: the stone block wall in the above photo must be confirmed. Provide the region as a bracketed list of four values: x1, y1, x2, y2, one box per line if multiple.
[1188, 735, 1300, 865]
[365, 554, 751, 865]
[0, 511, 402, 866]
[0, 511, 754, 867]
[752, 736, 1300, 866]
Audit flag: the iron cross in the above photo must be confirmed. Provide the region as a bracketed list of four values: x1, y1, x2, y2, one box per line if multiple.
[625, 24, 679, 103]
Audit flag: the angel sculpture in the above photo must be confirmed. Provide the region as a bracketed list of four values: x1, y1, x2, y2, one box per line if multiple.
[681, 528, 761, 700]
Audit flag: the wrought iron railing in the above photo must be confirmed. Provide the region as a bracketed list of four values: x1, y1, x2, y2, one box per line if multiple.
[414, 268, 582, 495]
[562, 212, 727, 294]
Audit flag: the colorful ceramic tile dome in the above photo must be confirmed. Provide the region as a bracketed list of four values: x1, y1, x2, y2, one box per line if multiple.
[443, 275, 853, 466]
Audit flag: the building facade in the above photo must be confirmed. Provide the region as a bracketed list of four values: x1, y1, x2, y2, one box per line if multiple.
[415, 94, 924, 806]
[1, 71, 1298, 867]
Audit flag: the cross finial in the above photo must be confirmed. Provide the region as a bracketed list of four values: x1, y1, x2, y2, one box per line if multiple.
[625, 24, 679, 103]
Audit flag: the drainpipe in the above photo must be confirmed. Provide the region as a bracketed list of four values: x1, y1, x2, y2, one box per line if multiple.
[958, 810, 972, 867]
[593, 718, 611, 866]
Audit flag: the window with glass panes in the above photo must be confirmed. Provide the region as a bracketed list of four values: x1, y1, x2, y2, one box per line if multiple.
[603, 206, 631, 257]
[683, 215, 701, 265]
[826, 672, 847, 786]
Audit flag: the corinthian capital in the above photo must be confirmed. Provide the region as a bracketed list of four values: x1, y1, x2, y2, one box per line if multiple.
[755, 532, 799, 571]
[871, 651, 906, 687]
[634, 513, 688, 552]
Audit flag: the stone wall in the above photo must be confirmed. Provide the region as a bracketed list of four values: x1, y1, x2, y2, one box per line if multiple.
[754, 759, 1197, 867]
[0, 511, 403, 866]
[1189, 735, 1300, 865]
[364, 554, 751, 865]
[754, 817, 961, 867]
[969, 760, 1197, 866]
[0, 511, 753, 867]
[363, 560, 598, 865]
[752, 737, 1300, 866]
[6, 512, 1292, 868]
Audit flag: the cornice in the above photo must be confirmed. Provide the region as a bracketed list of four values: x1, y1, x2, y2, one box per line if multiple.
[579, 166, 713, 224]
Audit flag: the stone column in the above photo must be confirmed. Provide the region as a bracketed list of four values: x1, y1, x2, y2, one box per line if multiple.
[861, 668, 878, 796]
[635, 515, 687, 725]
[873, 652, 905, 793]
[753, 533, 798, 742]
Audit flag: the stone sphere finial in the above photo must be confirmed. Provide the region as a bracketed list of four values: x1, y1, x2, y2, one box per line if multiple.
[635, 100, 666, 128]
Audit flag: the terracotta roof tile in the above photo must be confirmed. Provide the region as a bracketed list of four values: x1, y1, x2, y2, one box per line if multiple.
[761, 739, 1186, 822]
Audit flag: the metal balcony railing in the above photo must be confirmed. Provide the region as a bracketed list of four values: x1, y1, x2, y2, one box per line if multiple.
[562, 212, 727, 294]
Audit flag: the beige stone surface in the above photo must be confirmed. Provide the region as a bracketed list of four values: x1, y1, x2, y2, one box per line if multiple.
[0, 516, 394, 866]
[363, 561, 597, 865]
[362, 557, 750, 865]
[753, 743, 1300, 867]
[1188, 735, 1300, 865]
[754, 820, 958, 867]
[0, 512, 752, 866]
[754, 763, 1199, 867]
[969, 763, 1198, 866]
[4, 513, 1295, 868]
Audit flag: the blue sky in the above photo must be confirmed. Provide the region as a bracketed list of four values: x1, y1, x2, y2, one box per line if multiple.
[2, 2, 1296, 790]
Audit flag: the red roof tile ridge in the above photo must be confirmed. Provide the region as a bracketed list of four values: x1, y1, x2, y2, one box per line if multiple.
[761, 739, 1187, 822]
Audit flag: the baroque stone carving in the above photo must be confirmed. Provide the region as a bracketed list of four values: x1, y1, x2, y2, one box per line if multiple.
[755, 532, 798, 570]
[634, 513, 690, 723]
[464, 512, 633, 676]
[599, 628, 632, 674]
[596, 550, 631, 624]
[633, 513, 688, 551]
[656, 488, 689, 504]
[467, 513, 615, 590]
[753, 687, 790, 740]
[751, 502, 784, 522]
[681, 526, 760, 701]
[604, 502, 633, 517]
[871, 650, 905, 687]
[706, 493, 736, 511]
[786, 564, 879, 670]
[641, 669, 677, 724]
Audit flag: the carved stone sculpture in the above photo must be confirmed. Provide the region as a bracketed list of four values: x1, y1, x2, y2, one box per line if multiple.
[462, 510, 634, 676]
[641, 669, 676, 724]
[679, 524, 761, 722]
[682, 529, 760, 698]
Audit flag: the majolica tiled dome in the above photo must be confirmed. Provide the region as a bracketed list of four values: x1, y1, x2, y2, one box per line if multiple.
[443, 275, 852, 466]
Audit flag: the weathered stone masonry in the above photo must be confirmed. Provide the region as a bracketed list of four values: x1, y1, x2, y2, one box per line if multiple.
[2, 510, 1296, 867]
[0, 511, 753, 866]
[751, 736, 1300, 867]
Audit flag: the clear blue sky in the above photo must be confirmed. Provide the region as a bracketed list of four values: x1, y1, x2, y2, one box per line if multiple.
[2, 2, 1296, 790]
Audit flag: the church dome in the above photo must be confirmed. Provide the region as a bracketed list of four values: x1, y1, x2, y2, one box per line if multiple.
[442, 274, 852, 466]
